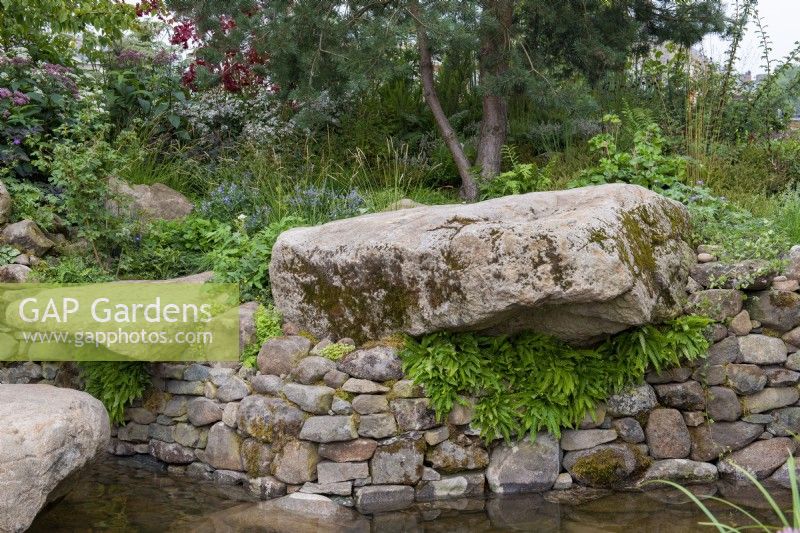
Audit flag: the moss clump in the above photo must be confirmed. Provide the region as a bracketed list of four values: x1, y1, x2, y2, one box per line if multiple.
[334, 390, 354, 402]
[291, 252, 423, 342]
[589, 228, 609, 244]
[297, 330, 319, 344]
[143, 389, 170, 413]
[770, 290, 800, 309]
[571, 448, 630, 488]
[618, 208, 658, 275]
[361, 335, 405, 350]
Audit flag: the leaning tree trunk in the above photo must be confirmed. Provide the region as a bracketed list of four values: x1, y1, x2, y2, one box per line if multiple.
[409, 0, 478, 201]
[475, 0, 513, 181]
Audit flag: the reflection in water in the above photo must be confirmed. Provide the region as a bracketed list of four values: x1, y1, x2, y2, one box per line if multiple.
[31, 455, 786, 532]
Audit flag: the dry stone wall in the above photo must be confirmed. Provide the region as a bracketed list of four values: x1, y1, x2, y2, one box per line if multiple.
[110, 252, 800, 512]
[5, 250, 800, 514]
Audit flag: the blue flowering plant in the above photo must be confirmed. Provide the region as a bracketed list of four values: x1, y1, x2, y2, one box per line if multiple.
[286, 184, 366, 224]
[198, 179, 272, 233]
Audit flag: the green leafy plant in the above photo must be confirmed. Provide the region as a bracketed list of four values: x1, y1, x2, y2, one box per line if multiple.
[676, 183, 791, 284]
[401, 315, 711, 442]
[479, 146, 553, 200]
[3, 178, 58, 229]
[318, 342, 356, 361]
[241, 303, 284, 367]
[0, 245, 20, 266]
[79, 362, 151, 424]
[35, 255, 115, 283]
[569, 114, 688, 192]
[208, 216, 304, 302]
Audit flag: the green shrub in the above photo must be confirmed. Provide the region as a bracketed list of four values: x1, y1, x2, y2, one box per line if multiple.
[568, 114, 688, 192]
[209, 216, 305, 302]
[400, 315, 711, 442]
[117, 216, 235, 281]
[79, 362, 151, 424]
[678, 184, 791, 274]
[479, 146, 553, 200]
[3, 178, 57, 229]
[36, 255, 115, 283]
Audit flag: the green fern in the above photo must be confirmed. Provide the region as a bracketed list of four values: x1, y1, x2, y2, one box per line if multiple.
[79, 362, 152, 425]
[400, 316, 712, 442]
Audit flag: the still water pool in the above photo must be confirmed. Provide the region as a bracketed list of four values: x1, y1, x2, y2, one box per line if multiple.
[30, 455, 786, 532]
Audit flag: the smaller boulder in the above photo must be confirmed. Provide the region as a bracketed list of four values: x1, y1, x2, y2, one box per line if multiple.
[187, 397, 223, 426]
[390, 398, 437, 431]
[726, 364, 767, 395]
[606, 383, 657, 417]
[257, 336, 312, 376]
[690, 261, 774, 290]
[738, 334, 787, 365]
[282, 384, 334, 414]
[357, 414, 397, 439]
[1, 220, 54, 256]
[706, 386, 741, 422]
[639, 459, 717, 485]
[718, 438, 797, 480]
[202, 422, 243, 471]
[729, 310, 752, 336]
[292, 356, 336, 385]
[646, 408, 690, 459]
[686, 289, 743, 321]
[354, 485, 414, 514]
[337, 346, 403, 382]
[486, 433, 560, 494]
[0, 264, 31, 283]
[108, 177, 193, 221]
[0, 180, 10, 225]
[299, 415, 358, 443]
[319, 439, 378, 462]
[746, 290, 800, 333]
[273, 440, 319, 484]
[612, 418, 645, 444]
[743, 387, 800, 414]
[653, 381, 705, 411]
[560, 429, 618, 451]
[425, 439, 489, 473]
[563, 443, 643, 488]
[370, 437, 425, 485]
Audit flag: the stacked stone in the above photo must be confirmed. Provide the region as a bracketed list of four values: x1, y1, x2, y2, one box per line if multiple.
[97, 245, 800, 512]
[22, 242, 800, 513]
[108, 340, 500, 513]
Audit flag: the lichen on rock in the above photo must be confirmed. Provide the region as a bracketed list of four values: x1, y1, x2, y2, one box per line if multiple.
[270, 184, 692, 344]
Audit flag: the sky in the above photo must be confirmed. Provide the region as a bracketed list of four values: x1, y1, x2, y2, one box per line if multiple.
[701, 0, 800, 75]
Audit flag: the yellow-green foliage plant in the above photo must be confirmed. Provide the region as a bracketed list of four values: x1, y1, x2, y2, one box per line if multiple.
[241, 304, 283, 367]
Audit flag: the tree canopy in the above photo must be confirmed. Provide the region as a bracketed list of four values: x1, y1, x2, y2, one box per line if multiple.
[166, 0, 725, 198]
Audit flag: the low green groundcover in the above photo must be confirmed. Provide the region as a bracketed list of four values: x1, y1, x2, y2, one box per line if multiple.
[400, 315, 711, 441]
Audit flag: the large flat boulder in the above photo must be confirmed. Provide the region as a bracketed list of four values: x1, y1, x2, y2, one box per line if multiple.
[0, 384, 110, 532]
[270, 184, 692, 343]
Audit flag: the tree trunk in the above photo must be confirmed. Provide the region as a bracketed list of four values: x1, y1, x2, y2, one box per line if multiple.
[409, 0, 478, 201]
[475, 0, 513, 181]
